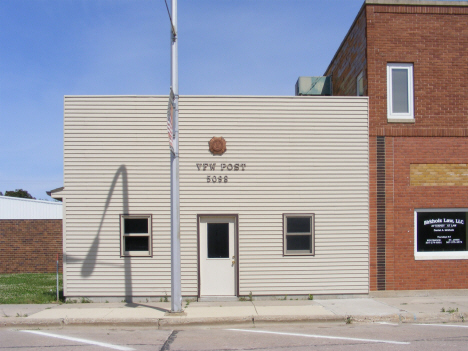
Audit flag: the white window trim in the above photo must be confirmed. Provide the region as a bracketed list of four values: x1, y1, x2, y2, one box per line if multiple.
[120, 214, 152, 257]
[357, 71, 364, 96]
[414, 208, 468, 260]
[387, 63, 414, 121]
[283, 213, 315, 256]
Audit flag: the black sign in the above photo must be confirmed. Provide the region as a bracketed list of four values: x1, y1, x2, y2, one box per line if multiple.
[417, 212, 467, 252]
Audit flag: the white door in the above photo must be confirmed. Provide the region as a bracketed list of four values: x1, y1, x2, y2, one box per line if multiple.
[200, 216, 236, 296]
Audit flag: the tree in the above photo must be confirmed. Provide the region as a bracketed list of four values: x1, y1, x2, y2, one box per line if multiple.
[4, 189, 35, 199]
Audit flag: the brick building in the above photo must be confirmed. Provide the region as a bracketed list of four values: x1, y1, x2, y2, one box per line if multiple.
[325, 0, 468, 291]
[0, 196, 63, 273]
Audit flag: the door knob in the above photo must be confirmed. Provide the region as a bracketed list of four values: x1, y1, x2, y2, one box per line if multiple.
[232, 255, 236, 265]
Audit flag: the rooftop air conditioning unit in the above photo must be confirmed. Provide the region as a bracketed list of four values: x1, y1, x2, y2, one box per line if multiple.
[295, 76, 332, 96]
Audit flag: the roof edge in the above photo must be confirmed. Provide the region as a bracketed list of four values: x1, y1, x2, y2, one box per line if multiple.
[324, 0, 468, 75]
[47, 187, 64, 202]
[0, 196, 62, 205]
[324, 2, 366, 76]
[366, 0, 468, 6]
[65, 95, 367, 99]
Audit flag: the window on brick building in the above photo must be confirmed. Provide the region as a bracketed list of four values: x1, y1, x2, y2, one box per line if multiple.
[387, 63, 414, 121]
[283, 214, 315, 255]
[357, 71, 364, 96]
[120, 215, 152, 257]
[415, 209, 468, 260]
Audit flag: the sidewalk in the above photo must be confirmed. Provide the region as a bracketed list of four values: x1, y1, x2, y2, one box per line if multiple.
[1, 293, 467, 328]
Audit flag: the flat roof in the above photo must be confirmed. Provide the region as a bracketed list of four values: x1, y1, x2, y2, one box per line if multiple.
[0, 196, 62, 219]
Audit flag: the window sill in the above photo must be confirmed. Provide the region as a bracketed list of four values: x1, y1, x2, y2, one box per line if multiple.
[415, 252, 468, 260]
[284, 252, 315, 256]
[122, 251, 152, 257]
[387, 118, 415, 124]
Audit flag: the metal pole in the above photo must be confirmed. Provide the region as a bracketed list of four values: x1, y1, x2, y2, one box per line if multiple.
[170, 0, 182, 313]
[56, 253, 59, 301]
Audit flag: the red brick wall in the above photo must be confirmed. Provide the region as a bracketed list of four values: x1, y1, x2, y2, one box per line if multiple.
[0, 219, 63, 273]
[389, 137, 468, 290]
[367, 4, 468, 290]
[325, 7, 367, 96]
[367, 4, 468, 136]
[329, 3, 468, 291]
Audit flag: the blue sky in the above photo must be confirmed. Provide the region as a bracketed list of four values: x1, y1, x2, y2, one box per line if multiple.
[0, 0, 367, 200]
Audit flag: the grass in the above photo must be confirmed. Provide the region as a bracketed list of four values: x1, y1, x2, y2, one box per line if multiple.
[0, 273, 63, 304]
[441, 307, 459, 313]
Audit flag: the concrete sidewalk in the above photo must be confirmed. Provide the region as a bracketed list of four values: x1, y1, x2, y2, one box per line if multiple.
[1, 293, 467, 328]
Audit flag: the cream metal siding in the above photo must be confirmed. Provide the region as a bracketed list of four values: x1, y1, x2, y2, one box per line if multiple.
[180, 96, 369, 295]
[63, 96, 171, 297]
[62, 95, 368, 297]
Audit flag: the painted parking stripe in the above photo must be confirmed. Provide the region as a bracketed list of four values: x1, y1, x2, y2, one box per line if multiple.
[21, 330, 135, 351]
[227, 328, 410, 345]
[416, 323, 468, 329]
[376, 322, 399, 325]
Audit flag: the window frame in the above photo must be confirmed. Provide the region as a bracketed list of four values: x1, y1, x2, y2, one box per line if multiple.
[120, 214, 152, 257]
[283, 213, 315, 256]
[414, 208, 468, 260]
[356, 71, 364, 96]
[387, 63, 414, 121]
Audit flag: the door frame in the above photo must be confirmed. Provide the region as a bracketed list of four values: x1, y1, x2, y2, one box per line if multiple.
[197, 214, 239, 298]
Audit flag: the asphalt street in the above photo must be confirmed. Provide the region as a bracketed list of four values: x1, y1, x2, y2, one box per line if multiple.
[2, 322, 468, 351]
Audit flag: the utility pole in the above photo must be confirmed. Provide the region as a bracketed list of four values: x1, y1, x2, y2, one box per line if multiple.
[169, 0, 182, 313]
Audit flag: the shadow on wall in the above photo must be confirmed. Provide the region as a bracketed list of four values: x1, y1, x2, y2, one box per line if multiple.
[80, 165, 133, 302]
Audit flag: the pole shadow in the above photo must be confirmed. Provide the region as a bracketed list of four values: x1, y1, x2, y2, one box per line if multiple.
[80, 165, 132, 301]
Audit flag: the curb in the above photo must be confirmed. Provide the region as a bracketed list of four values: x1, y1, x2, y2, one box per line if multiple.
[1, 313, 466, 328]
[1, 318, 64, 328]
[0, 315, 348, 328]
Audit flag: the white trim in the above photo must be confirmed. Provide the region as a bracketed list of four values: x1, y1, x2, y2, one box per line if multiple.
[120, 214, 152, 257]
[283, 213, 315, 256]
[387, 63, 414, 120]
[414, 208, 468, 260]
[415, 252, 468, 260]
[199, 216, 237, 297]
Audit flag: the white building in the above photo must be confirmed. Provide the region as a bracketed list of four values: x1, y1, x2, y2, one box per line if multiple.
[0, 196, 62, 219]
[0, 196, 62, 274]
[52, 95, 369, 300]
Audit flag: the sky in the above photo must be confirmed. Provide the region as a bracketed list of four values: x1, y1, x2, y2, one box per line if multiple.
[1, 0, 371, 200]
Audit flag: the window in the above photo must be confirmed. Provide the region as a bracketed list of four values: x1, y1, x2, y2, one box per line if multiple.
[387, 63, 414, 120]
[207, 223, 230, 258]
[357, 71, 364, 96]
[283, 214, 315, 255]
[415, 209, 468, 260]
[120, 215, 152, 256]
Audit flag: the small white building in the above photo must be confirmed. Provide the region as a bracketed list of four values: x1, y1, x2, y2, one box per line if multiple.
[0, 196, 62, 219]
[53, 95, 369, 300]
[0, 196, 63, 274]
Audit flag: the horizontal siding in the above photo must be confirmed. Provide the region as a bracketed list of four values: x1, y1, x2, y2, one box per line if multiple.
[63, 95, 368, 297]
[180, 96, 369, 296]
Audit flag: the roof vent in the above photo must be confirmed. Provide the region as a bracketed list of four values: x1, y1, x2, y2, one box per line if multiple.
[295, 76, 332, 96]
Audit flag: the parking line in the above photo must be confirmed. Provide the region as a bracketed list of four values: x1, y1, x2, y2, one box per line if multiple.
[21, 330, 135, 351]
[416, 323, 468, 329]
[376, 322, 399, 325]
[227, 328, 410, 345]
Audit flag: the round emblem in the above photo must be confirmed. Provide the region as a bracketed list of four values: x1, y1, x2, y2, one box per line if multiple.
[209, 137, 226, 155]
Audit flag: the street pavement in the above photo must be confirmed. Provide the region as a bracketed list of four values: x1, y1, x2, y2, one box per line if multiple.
[1, 291, 467, 328]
